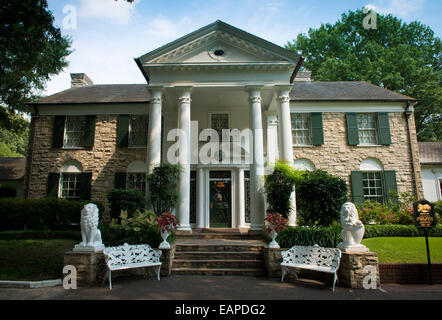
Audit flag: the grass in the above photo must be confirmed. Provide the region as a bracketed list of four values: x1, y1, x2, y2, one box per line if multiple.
[0, 239, 77, 281]
[361, 237, 442, 264]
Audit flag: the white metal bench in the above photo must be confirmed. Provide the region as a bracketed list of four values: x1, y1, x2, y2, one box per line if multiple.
[281, 244, 341, 291]
[103, 243, 162, 289]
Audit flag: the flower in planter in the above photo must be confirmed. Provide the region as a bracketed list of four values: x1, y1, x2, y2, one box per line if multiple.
[264, 212, 287, 233]
[155, 212, 179, 233]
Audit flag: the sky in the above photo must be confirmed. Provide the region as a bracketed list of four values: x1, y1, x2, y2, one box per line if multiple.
[44, 0, 442, 96]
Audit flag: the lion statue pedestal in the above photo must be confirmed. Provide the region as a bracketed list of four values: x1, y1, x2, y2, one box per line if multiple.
[73, 203, 105, 253]
[337, 202, 369, 253]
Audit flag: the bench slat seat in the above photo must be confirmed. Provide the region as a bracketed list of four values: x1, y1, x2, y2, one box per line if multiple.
[103, 243, 162, 289]
[280, 244, 341, 291]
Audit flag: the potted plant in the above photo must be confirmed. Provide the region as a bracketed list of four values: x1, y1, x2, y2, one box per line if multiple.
[265, 213, 287, 248]
[155, 213, 179, 249]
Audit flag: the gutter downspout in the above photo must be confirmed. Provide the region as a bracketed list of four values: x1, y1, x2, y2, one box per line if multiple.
[404, 101, 423, 199]
[25, 105, 39, 199]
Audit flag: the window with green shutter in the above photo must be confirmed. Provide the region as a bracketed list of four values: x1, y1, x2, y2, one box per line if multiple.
[47, 173, 60, 198]
[351, 170, 398, 204]
[377, 112, 392, 145]
[80, 115, 96, 148]
[346, 113, 359, 146]
[78, 172, 92, 200]
[52, 116, 66, 148]
[117, 115, 130, 147]
[311, 112, 324, 145]
[114, 172, 127, 189]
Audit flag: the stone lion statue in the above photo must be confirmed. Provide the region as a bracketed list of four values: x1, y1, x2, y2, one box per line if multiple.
[337, 202, 369, 252]
[74, 203, 104, 252]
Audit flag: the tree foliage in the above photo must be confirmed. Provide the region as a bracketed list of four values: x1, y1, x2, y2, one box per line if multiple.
[0, 0, 72, 112]
[286, 9, 441, 141]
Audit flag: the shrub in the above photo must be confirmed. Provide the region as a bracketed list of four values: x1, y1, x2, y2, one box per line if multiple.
[107, 188, 145, 219]
[434, 200, 442, 226]
[364, 224, 442, 238]
[0, 230, 81, 240]
[103, 209, 176, 247]
[275, 225, 342, 248]
[147, 163, 181, 214]
[296, 170, 348, 226]
[0, 184, 17, 198]
[264, 161, 305, 219]
[0, 198, 104, 231]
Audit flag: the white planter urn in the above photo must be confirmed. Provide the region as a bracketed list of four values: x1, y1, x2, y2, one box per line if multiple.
[159, 230, 171, 249]
[268, 228, 280, 249]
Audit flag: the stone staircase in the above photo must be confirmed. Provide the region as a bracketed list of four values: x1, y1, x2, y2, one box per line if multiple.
[172, 230, 267, 276]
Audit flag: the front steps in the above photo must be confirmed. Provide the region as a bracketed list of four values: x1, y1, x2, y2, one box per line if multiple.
[172, 231, 267, 276]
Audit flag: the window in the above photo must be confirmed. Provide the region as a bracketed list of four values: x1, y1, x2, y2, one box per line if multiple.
[127, 173, 146, 192]
[357, 113, 379, 145]
[291, 113, 312, 146]
[294, 159, 315, 172]
[210, 113, 229, 141]
[129, 115, 149, 147]
[64, 116, 86, 148]
[59, 160, 82, 200]
[362, 171, 384, 202]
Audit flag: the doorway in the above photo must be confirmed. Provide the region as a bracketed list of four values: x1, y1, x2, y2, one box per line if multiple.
[209, 171, 232, 228]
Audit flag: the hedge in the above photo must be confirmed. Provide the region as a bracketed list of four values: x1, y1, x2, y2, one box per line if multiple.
[0, 198, 105, 231]
[274, 224, 442, 249]
[275, 225, 342, 248]
[364, 225, 442, 238]
[0, 230, 81, 240]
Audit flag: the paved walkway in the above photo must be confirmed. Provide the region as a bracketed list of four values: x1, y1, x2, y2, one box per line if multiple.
[1, 275, 441, 300]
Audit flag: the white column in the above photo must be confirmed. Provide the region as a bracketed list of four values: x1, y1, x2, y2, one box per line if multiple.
[277, 87, 294, 163]
[147, 88, 163, 174]
[248, 87, 266, 231]
[196, 167, 205, 229]
[237, 167, 246, 228]
[176, 88, 192, 232]
[266, 111, 278, 165]
[277, 86, 296, 226]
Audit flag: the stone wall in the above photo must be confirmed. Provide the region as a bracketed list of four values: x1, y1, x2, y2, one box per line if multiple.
[25, 115, 147, 220]
[292, 112, 423, 198]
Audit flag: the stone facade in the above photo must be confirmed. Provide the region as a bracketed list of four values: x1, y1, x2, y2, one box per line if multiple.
[292, 112, 423, 199]
[25, 114, 147, 220]
[337, 251, 380, 289]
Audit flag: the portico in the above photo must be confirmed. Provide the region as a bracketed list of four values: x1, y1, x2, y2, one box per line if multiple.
[136, 20, 303, 231]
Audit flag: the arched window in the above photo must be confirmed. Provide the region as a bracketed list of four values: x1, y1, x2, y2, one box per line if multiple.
[358, 158, 386, 202]
[294, 159, 315, 172]
[59, 160, 83, 200]
[127, 160, 147, 192]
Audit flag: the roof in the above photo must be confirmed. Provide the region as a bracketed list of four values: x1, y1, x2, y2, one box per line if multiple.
[34, 81, 415, 105]
[290, 81, 415, 102]
[418, 142, 442, 165]
[0, 158, 26, 180]
[35, 84, 150, 105]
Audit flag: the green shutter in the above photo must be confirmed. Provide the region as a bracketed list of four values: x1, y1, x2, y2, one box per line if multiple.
[116, 115, 130, 147]
[52, 116, 66, 148]
[115, 172, 127, 189]
[47, 173, 60, 198]
[377, 112, 392, 145]
[383, 170, 398, 203]
[346, 113, 359, 146]
[351, 171, 365, 204]
[79, 172, 92, 200]
[81, 115, 96, 148]
[311, 112, 324, 145]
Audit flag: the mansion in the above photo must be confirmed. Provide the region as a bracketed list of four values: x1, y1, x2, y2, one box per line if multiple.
[24, 21, 423, 231]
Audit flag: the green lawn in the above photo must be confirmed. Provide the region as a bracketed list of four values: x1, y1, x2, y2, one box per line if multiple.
[361, 237, 442, 263]
[0, 239, 77, 281]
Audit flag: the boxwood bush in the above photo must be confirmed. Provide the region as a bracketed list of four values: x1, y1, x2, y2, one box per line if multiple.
[107, 188, 145, 219]
[0, 198, 104, 231]
[364, 224, 442, 238]
[275, 225, 342, 248]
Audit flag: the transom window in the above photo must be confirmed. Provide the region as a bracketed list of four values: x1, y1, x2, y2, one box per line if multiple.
[64, 116, 86, 148]
[291, 113, 312, 146]
[127, 173, 146, 193]
[210, 113, 229, 141]
[362, 171, 384, 202]
[129, 115, 149, 147]
[357, 113, 378, 145]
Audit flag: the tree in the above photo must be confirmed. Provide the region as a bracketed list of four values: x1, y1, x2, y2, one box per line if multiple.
[0, 0, 72, 112]
[286, 9, 441, 141]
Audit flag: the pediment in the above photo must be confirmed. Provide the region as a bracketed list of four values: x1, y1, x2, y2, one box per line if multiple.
[137, 21, 301, 66]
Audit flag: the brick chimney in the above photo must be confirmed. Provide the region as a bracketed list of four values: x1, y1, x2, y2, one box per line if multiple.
[70, 73, 94, 88]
